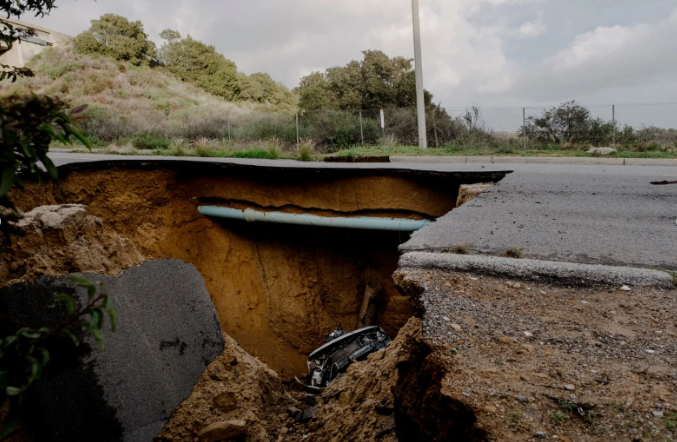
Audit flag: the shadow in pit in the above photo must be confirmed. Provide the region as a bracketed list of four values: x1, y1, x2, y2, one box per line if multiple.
[395, 343, 488, 442]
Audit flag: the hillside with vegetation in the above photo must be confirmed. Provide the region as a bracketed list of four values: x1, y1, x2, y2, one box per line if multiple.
[1, 13, 675, 160]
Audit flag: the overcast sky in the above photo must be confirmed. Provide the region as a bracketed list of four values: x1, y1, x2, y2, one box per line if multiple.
[32, 0, 677, 110]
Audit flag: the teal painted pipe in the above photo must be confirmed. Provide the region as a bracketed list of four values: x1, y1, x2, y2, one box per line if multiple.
[198, 206, 431, 232]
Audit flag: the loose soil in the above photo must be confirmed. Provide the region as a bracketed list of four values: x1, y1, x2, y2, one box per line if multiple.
[396, 268, 677, 441]
[157, 318, 425, 442]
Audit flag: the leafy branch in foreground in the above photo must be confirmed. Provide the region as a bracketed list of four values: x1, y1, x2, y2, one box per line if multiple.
[0, 277, 115, 440]
[0, 95, 90, 240]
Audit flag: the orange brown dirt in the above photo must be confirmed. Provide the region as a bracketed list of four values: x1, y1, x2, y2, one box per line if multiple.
[8, 166, 464, 378]
[0, 204, 145, 285]
[156, 318, 424, 442]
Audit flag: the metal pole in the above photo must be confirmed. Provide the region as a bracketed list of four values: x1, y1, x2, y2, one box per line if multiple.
[296, 112, 300, 148]
[522, 107, 526, 150]
[228, 118, 231, 140]
[432, 108, 439, 148]
[359, 110, 364, 145]
[612, 105, 616, 145]
[380, 109, 385, 142]
[412, 0, 427, 149]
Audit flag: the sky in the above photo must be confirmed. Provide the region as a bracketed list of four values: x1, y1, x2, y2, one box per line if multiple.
[29, 0, 677, 118]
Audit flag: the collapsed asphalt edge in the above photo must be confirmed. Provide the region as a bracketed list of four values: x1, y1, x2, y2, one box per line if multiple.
[399, 252, 674, 289]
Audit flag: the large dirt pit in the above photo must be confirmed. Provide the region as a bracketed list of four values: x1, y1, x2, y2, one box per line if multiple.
[8, 161, 503, 379]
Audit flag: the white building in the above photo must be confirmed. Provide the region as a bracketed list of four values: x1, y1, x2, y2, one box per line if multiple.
[0, 18, 72, 68]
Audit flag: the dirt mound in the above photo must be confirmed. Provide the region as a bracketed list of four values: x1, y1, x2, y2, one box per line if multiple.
[158, 318, 426, 442]
[307, 317, 423, 442]
[0, 204, 144, 285]
[157, 333, 300, 442]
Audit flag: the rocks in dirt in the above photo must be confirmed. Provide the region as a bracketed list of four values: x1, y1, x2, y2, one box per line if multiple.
[451, 323, 463, 332]
[564, 384, 576, 391]
[534, 431, 548, 438]
[0, 260, 224, 442]
[294, 406, 318, 423]
[0, 204, 144, 284]
[457, 183, 494, 207]
[198, 420, 247, 442]
[621, 285, 632, 291]
[158, 331, 296, 442]
[213, 391, 238, 413]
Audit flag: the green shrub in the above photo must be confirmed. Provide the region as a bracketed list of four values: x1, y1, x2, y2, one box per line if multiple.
[233, 148, 269, 159]
[73, 14, 157, 66]
[131, 135, 170, 150]
[158, 30, 238, 100]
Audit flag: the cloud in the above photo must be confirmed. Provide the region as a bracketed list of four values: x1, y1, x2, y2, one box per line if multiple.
[513, 7, 677, 103]
[32, 0, 677, 108]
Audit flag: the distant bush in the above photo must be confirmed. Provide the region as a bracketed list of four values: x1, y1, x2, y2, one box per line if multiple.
[158, 29, 238, 100]
[73, 14, 157, 66]
[131, 135, 170, 150]
[233, 148, 269, 159]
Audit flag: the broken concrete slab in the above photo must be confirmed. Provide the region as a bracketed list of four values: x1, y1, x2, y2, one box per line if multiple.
[0, 259, 224, 442]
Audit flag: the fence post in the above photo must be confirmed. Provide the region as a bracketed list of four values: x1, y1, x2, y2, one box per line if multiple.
[380, 109, 385, 142]
[359, 110, 364, 146]
[522, 107, 526, 150]
[163, 110, 167, 138]
[296, 112, 300, 149]
[228, 117, 231, 141]
[432, 109, 439, 148]
[612, 105, 616, 146]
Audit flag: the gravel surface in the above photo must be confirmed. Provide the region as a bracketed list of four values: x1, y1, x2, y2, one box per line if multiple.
[395, 268, 677, 441]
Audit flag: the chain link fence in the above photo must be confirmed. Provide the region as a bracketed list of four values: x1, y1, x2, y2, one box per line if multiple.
[80, 102, 677, 152]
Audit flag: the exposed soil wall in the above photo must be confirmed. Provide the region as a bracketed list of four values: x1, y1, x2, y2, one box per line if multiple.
[9, 164, 490, 378]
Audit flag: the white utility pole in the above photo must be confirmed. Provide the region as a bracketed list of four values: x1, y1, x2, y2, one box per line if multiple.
[412, 0, 427, 149]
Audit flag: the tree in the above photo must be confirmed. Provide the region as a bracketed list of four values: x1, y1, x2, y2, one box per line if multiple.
[158, 30, 238, 100]
[236, 72, 296, 110]
[523, 101, 592, 144]
[295, 50, 433, 111]
[73, 14, 157, 66]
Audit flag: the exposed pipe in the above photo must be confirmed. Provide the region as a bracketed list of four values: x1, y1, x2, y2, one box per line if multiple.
[198, 207, 432, 232]
[358, 282, 383, 328]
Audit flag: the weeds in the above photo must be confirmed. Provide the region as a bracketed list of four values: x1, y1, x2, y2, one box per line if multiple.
[298, 139, 315, 161]
[505, 247, 523, 259]
[193, 137, 221, 157]
[508, 412, 523, 431]
[552, 411, 571, 423]
[667, 412, 677, 432]
[449, 245, 470, 255]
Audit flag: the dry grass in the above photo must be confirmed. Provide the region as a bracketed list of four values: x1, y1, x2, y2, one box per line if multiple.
[380, 134, 399, 147]
[192, 137, 221, 157]
[0, 45, 292, 143]
[297, 139, 316, 161]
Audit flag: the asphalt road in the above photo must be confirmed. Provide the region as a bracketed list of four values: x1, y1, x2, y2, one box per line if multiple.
[48, 152, 677, 270]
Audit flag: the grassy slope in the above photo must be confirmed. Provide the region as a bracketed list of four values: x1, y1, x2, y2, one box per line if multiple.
[0, 44, 279, 144]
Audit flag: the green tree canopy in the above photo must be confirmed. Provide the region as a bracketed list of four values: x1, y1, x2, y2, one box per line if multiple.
[158, 29, 238, 101]
[295, 50, 433, 111]
[236, 72, 296, 110]
[73, 13, 157, 66]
